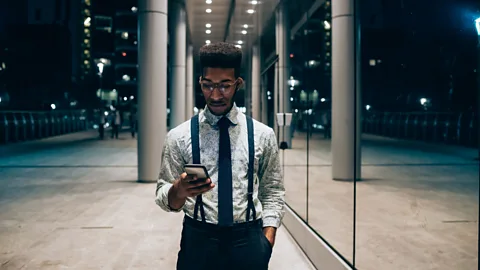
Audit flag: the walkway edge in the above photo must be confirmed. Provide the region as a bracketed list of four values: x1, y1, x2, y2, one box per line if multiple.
[282, 205, 352, 270]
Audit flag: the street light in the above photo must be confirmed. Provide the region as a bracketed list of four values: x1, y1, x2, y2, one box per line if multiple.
[97, 62, 104, 75]
[475, 17, 480, 36]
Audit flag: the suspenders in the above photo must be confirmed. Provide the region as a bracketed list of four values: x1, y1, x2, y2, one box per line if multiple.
[191, 114, 206, 223]
[190, 114, 256, 225]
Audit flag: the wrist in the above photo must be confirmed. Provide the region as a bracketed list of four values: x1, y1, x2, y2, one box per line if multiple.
[171, 180, 186, 200]
[167, 181, 187, 211]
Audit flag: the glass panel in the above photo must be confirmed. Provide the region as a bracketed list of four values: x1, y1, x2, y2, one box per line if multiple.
[296, 4, 354, 262]
[115, 15, 137, 30]
[356, 0, 479, 269]
[283, 132, 308, 220]
[116, 50, 137, 64]
[115, 31, 138, 47]
[263, 57, 308, 221]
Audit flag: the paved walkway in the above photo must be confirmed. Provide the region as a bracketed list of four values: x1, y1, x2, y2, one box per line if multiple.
[282, 132, 478, 270]
[0, 131, 314, 270]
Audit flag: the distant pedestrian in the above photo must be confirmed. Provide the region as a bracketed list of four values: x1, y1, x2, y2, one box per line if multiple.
[111, 110, 120, 139]
[98, 109, 106, 139]
[129, 107, 137, 138]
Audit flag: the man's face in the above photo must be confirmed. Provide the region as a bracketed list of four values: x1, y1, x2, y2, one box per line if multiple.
[201, 67, 242, 116]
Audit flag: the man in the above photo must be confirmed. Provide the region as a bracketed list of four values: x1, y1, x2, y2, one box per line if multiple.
[155, 42, 285, 270]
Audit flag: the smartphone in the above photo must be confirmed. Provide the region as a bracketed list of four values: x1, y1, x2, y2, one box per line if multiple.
[184, 164, 210, 181]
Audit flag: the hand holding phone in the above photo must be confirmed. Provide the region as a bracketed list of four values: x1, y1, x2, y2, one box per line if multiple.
[173, 164, 215, 198]
[184, 164, 209, 180]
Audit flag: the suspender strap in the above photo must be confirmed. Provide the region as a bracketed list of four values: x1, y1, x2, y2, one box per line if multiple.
[192, 114, 255, 224]
[245, 116, 256, 223]
[191, 114, 206, 223]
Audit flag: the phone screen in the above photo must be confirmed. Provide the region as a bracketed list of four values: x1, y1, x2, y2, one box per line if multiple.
[184, 165, 209, 180]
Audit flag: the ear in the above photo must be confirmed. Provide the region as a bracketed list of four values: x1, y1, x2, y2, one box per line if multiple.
[236, 77, 244, 90]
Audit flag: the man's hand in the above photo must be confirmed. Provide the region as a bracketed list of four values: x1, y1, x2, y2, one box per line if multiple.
[168, 173, 215, 210]
[263, 226, 277, 247]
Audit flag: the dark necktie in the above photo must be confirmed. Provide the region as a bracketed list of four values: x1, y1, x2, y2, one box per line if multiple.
[217, 117, 233, 226]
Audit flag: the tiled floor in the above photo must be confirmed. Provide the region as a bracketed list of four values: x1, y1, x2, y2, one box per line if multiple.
[0, 131, 315, 270]
[282, 132, 478, 270]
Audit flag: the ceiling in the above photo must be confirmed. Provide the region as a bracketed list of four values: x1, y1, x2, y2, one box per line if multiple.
[186, 0, 280, 63]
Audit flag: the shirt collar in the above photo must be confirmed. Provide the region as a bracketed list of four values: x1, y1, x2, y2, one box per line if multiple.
[202, 103, 239, 126]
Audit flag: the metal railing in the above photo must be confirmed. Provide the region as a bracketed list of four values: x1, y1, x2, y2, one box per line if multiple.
[0, 110, 91, 145]
[362, 111, 478, 148]
[298, 110, 477, 148]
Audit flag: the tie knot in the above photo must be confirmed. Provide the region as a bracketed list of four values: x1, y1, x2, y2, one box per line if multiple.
[218, 117, 231, 129]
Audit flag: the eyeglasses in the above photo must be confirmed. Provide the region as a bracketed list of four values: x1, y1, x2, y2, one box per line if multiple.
[199, 77, 237, 93]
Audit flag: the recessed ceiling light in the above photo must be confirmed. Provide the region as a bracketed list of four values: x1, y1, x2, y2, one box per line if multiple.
[206, 23, 211, 28]
[238, 40, 243, 44]
[251, 0, 258, 4]
[235, 45, 242, 48]
[247, 9, 254, 14]
[206, 0, 212, 3]
[206, 29, 211, 34]
[206, 40, 211, 44]
[243, 24, 248, 28]
[242, 30, 247, 34]
[206, 8, 212, 13]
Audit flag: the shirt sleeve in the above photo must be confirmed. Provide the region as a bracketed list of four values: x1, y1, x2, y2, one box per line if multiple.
[258, 128, 285, 228]
[155, 131, 186, 212]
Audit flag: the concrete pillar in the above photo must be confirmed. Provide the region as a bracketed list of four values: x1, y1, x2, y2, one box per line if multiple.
[331, 0, 361, 180]
[170, 2, 186, 128]
[275, 3, 292, 148]
[251, 45, 261, 121]
[186, 45, 194, 119]
[137, 0, 168, 182]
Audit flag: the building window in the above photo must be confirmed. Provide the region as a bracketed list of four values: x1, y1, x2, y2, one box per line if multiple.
[84, 39, 90, 44]
[84, 0, 91, 6]
[84, 9, 91, 16]
[35, 8, 42, 21]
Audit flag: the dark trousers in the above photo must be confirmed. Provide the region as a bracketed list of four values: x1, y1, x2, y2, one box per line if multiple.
[98, 124, 104, 139]
[177, 216, 273, 270]
[111, 124, 119, 139]
[130, 121, 136, 138]
[323, 124, 331, 139]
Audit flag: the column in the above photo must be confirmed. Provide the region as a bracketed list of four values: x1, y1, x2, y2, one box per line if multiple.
[275, 3, 292, 148]
[251, 45, 261, 121]
[331, 0, 361, 180]
[170, 2, 186, 128]
[137, 0, 168, 182]
[186, 45, 194, 118]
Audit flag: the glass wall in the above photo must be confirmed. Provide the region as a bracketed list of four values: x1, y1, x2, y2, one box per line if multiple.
[277, 0, 479, 269]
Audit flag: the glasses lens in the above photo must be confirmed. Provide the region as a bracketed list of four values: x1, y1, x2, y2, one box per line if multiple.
[202, 83, 214, 91]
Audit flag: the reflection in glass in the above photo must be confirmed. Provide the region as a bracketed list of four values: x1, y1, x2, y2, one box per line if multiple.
[291, 2, 355, 263]
[355, 0, 479, 268]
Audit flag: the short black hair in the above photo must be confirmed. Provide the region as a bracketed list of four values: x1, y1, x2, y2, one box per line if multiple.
[199, 42, 242, 78]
